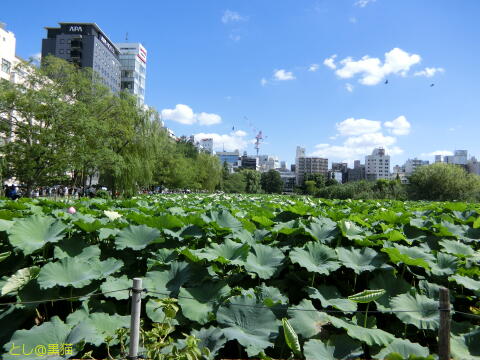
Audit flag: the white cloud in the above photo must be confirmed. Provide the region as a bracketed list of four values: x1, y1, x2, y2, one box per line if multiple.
[196, 112, 222, 126]
[336, 117, 381, 136]
[309, 64, 320, 72]
[273, 69, 295, 81]
[414, 67, 445, 77]
[323, 55, 337, 70]
[345, 83, 354, 92]
[354, 0, 376, 7]
[161, 104, 195, 125]
[161, 104, 222, 126]
[221, 10, 246, 24]
[334, 48, 421, 85]
[194, 130, 249, 151]
[260, 78, 268, 86]
[310, 115, 410, 164]
[384, 115, 411, 135]
[349, 16, 358, 23]
[420, 150, 453, 157]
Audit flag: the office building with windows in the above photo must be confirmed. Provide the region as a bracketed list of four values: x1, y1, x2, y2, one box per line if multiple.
[0, 22, 16, 82]
[115, 43, 147, 105]
[41, 23, 121, 93]
[365, 148, 390, 180]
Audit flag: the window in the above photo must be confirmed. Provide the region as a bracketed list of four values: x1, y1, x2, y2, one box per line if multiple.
[1, 58, 11, 73]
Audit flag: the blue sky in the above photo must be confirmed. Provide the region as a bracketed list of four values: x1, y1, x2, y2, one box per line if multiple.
[3, 0, 480, 166]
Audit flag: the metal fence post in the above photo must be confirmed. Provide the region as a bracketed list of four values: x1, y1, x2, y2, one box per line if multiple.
[128, 278, 142, 360]
[438, 287, 450, 360]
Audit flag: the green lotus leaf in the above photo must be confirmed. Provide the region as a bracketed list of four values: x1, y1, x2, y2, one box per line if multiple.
[1, 266, 40, 296]
[3, 316, 82, 360]
[304, 217, 338, 244]
[73, 313, 129, 346]
[203, 210, 243, 232]
[327, 315, 395, 346]
[190, 326, 227, 359]
[440, 239, 475, 257]
[0, 251, 11, 263]
[256, 283, 288, 307]
[98, 227, 120, 240]
[337, 247, 388, 274]
[375, 339, 430, 359]
[449, 274, 480, 292]
[382, 247, 430, 270]
[8, 215, 67, 255]
[0, 219, 14, 232]
[217, 294, 279, 357]
[390, 293, 439, 330]
[338, 220, 365, 240]
[54, 239, 100, 261]
[178, 281, 230, 324]
[145, 261, 192, 297]
[115, 224, 162, 250]
[287, 299, 330, 338]
[195, 239, 249, 265]
[304, 335, 363, 360]
[38, 257, 123, 289]
[451, 329, 480, 360]
[251, 215, 274, 227]
[307, 285, 357, 312]
[244, 244, 284, 279]
[290, 243, 340, 275]
[348, 289, 386, 303]
[100, 275, 131, 300]
[428, 252, 458, 276]
[282, 318, 301, 356]
[369, 271, 411, 311]
[73, 217, 104, 232]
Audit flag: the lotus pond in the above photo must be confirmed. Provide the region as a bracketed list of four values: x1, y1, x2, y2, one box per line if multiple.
[0, 194, 479, 359]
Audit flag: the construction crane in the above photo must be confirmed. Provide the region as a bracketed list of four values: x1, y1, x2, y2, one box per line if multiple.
[254, 131, 264, 156]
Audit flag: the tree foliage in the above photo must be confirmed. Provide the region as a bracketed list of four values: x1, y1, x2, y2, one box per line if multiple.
[260, 170, 283, 193]
[0, 56, 222, 196]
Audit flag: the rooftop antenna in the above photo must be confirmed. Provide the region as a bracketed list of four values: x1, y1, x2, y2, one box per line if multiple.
[125, 32, 129, 41]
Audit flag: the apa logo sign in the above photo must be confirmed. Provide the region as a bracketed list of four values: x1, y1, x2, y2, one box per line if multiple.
[69, 26, 83, 32]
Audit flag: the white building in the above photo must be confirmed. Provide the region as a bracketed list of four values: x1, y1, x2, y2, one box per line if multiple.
[115, 43, 147, 105]
[404, 158, 429, 175]
[258, 155, 279, 172]
[0, 23, 17, 82]
[197, 138, 213, 154]
[365, 148, 390, 180]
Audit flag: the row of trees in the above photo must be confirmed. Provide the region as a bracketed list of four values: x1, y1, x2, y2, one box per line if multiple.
[0, 57, 222, 196]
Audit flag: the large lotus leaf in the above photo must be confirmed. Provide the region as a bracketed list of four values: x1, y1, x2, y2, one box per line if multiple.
[147, 248, 178, 269]
[382, 247, 430, 270]
[54, 239, 100, 260]
[1, 266, 40, 296]
[203, 210, 243, 232]
[191, 326, 227, 359]
[8, 215, 67, 255]
[336, 247, 388, 274]
[244, 244, 284, 279]
[304, 217, 338, 244]
[449, 274, 480, 293]
[195, 239, 249, 265]
[73, 217, 104, 233]
[338, 220, 365, 240]
[394, 244, 435, 262]
[100, 275, 131, 300]
[38, 257, 123, 289]
[145, 261, 192, 297]
[98, 227, 121, 240]
[304, 335, 362, 360]
[428, 252, 458, 276]
[3, 316, 82, 360]
[256, 283, 289, 307]
[73, 313, 129, 346]
[440, 239, 475, 257]
[290, 243, 340, 275]
[217, 294, 279, 356]
[307, 285, 357, 312]
[178, 282, 230, 324]
[327, 315, 395, 346]
[115, 224, 162, 250]
[390, 293, 439, 330]
[451, 329, 480, 360]
[0, 220, 14, 232]
[287, 299, 329, 338]
[375, 339, 430, 359]
[369, 271, 411, 311]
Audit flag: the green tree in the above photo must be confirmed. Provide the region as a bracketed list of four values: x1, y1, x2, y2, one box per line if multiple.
[260, 170, 284, 193]
[242, 169, 261, 193]
[223, 172, 247, 193]
[408, 163, 480, 201]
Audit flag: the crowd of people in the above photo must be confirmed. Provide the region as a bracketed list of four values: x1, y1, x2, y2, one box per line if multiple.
[3, 185, 102, 200]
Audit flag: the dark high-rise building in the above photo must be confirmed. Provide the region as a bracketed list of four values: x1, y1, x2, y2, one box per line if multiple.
[41, 23, 121, 93]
